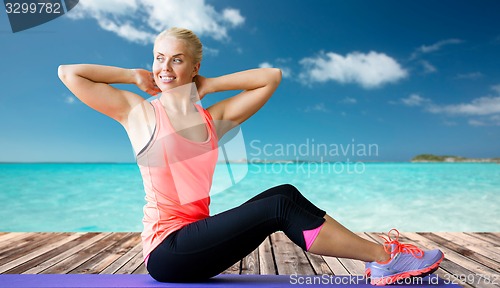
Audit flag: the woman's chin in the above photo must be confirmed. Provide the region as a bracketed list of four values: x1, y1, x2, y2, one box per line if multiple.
[158, 82, 178, 90]
[159, 81, 193, 91]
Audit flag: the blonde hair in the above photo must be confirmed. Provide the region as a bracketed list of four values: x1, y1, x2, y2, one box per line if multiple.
[155, 27, 203, 64]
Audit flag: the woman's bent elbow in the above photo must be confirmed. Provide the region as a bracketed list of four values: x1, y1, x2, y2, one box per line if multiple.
[58, 65, 69, 81]
[57, 64, 80, 81]
[271, 68, 282, 85]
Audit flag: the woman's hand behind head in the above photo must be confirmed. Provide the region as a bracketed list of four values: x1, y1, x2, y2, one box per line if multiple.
[193, 74, 209, 100]
[134, 69, 162, 96]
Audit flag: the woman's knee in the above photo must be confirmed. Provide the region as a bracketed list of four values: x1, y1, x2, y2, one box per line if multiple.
[274, 183, 302, 198]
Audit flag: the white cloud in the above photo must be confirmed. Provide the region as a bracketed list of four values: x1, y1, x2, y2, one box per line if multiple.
[490, 115, 500, 126]
[467, 116, 500, 126]
[468, 114, 500, 126]
[443, 120, 458, 126]
[410, 38, 463, 60]
[97, 19, 155, 43]
[421, 60, 437, 73]
[491, 84, 500, 95]
[280, 67, 292, 78]
[64, 95, 76, 104]
[401, 94, 431, 107]
[340, 97, 357, 104]
[456, 72, 483, 80]
[399, 87, 500, 126]
[419, 39, 463, 53]
[204, 46, 219, 56]
[427, 96, 500, 116]
[68, 0, 245, 44]
[468, 119, 486, 126]
[259, 62, 272, 68]
[304, 103, 329, 113]
[299, 51, 407, 89]
[222, 8, 245, 27]
[68, 0, 138, 17]
[258, 61, 292, 78]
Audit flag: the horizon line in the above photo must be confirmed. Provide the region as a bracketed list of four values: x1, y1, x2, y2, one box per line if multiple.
[1, 160, 499, 164]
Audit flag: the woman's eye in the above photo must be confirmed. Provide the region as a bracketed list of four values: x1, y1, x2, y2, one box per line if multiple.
[173, 58, 182, 63]
[156, 56, 164, 61]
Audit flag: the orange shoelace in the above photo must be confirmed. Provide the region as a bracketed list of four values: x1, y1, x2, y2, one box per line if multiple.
[380, 229, 424, 259]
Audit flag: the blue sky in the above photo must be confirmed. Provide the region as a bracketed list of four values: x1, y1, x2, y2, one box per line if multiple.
[1, 0, 499, 162]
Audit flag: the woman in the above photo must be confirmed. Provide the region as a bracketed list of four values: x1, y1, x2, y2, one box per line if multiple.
[58, 27, 443, 286]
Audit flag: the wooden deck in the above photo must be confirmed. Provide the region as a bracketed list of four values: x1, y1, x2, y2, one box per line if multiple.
[0, 232, 499, 287]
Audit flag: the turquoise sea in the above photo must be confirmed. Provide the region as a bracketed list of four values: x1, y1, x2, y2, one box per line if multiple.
[0, 162, 499, 232]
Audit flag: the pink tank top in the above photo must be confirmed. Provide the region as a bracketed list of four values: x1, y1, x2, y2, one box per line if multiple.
[136, 99, 219, 261]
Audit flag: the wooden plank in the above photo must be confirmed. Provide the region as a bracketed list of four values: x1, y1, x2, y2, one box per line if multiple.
[221, 260, 241, 274]
[418, 233, 500, 275]
[115, 249, 145, 274]
[336, 258, 365, 275]
[403, 232, 495, 288]
[40, 233, 128, 274]
[448, 232, 498, 247]
[465, 232, 500, 247]
[357, 232, 376, 242]
[436, 232, 500, 263]
[0, 232, 24, 243]
[22, 233, 110, 274]
[0, 233, 72, 266]
[132, 261, 148, 274]
[418, 233, 500, 274]
[0, 233, 42, 254]
[0, 233, 37, 260]
[304, 251, 332, 275]
[241, 246, 259, 275]
[111, 234, 143, 274]
[322, 256, 350, 275]
[0, 233, 83, 273]
[360, 232, 380, 242]
[5, 233, 100, 274]
[0, 233, 53, 263]
[271, 232, 314, 275]
[69, 233, 139, 274]
[258, 236, 276, 275]
[100, 242, 143, 274]
[0, 230, 497, 288]
[481, 233, 500, 241]
[0, 233, 32, 248]
[421, 233, 500, 273]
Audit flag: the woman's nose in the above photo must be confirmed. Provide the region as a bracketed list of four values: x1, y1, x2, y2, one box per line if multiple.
[162, 60, 172, 71]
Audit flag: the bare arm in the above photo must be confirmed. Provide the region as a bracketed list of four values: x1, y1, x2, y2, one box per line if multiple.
[199, 68, 282, 125]
[58, 64, 160, 125]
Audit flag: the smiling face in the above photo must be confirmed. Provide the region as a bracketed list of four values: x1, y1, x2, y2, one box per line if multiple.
[152, 36, 200, 91]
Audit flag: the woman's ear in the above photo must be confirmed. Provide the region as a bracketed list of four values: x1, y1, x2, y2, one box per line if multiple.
[192, 62, 201, 78]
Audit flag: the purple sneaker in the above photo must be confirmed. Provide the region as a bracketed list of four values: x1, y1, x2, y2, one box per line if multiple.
[365, 229, 444, 286]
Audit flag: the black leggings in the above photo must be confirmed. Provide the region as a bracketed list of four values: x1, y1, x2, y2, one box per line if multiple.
[146, 184, 326, 282]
